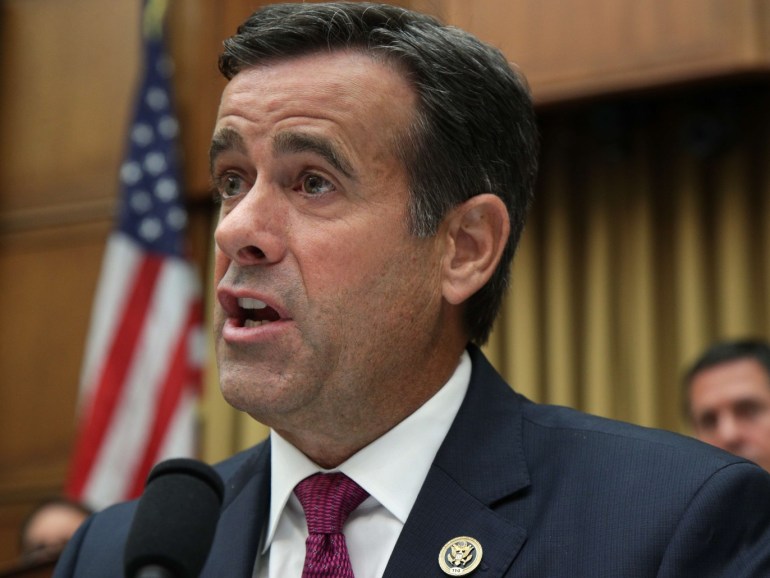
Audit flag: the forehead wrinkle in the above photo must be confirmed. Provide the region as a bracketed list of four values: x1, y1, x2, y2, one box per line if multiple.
[210, 127, 247, 176]
[273, 131, 356, 179]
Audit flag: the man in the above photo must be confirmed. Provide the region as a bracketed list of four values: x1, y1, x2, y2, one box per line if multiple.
[685, 338, 770, 472]
[19, 497, 91, 564]
[56, 3, 770, 576]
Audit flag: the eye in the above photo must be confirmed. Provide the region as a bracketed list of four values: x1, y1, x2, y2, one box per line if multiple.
[215, 173, 249, 201]
[736, 400, 765, 422]
[301, 173, 336, 196]
[697, 412, 717, 432]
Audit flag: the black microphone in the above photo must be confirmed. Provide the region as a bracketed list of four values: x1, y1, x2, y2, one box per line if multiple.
[124, 458, 224, 578]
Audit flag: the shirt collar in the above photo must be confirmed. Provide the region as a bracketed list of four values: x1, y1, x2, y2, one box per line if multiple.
[263, 350, 471, 552]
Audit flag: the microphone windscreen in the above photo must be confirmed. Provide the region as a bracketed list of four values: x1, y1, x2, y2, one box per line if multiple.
[124, 458, 224, 578]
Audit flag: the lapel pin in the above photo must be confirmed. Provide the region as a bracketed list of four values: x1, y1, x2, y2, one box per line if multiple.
[438, 536, 483, 575]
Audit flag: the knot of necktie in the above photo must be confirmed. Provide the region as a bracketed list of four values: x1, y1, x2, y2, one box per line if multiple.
[294, 473, 369, 578]
[295, 472, 369, 534]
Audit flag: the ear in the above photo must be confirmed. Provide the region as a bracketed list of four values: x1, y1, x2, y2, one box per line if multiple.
[441, 193, 510, 305]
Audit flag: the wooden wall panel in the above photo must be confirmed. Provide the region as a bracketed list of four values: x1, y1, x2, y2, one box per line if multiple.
[0, 0, 139, 564]
[0, 0, 139, 216]
[0, 221, 110, 563]
[0, 223, 109, 477]
[411, 0, 770, 104]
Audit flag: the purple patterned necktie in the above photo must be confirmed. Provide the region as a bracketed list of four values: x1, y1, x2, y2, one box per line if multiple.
[294, 472, 369, 578]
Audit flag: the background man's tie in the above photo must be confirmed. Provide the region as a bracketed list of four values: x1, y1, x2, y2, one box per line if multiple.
[294, 473, 369, 578]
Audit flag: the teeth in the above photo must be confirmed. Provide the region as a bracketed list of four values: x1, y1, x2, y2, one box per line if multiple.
[244, 319, 272, 328]
[238, 297, 267, 310]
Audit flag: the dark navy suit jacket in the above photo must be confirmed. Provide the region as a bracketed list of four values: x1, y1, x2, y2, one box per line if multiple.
[55, 345, 770, 577]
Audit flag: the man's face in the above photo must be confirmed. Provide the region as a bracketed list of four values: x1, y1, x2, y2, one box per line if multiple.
[210, 51, 454, 440]
[22, 505, 87, 561]
[689, 358, 770, 472]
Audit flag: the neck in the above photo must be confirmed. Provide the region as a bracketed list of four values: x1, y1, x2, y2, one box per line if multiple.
[270, 345, 466, 468]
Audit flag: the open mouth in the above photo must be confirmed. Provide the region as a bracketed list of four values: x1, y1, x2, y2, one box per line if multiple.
[237, 297, 282, 327]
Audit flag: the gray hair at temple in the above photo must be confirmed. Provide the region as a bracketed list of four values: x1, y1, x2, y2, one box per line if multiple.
[218, 2, 539, 345]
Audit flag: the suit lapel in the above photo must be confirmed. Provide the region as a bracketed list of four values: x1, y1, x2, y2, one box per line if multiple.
[200, 441, 271, 578]
[198, 347, 529, 577]
[383, 346, 530, 577]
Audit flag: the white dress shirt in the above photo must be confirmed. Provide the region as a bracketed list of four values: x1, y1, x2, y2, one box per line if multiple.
[253, 351, 471, 577]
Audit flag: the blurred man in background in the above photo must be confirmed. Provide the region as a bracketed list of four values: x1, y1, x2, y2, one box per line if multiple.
[19, 497, 91, 564]
[685, 338, 770, 472]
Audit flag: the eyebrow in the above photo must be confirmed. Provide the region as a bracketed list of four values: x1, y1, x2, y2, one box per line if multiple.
[209, 127, 247, 177]
[273, 131, 355, 179]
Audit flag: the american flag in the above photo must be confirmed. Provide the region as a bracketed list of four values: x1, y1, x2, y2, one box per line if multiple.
[65, 1, 204, 510]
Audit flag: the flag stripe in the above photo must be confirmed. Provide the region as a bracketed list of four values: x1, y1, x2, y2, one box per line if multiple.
[156, 389, 198, 468]
[127, 300, 202, 496]
[79, 258, 199, 505]
[65, 255, 163, 498]
[78, 236, 143, 403]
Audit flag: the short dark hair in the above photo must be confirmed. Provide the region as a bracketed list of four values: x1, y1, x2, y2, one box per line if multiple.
[219, 2, 539, 344]
[683, 338, 770, 417]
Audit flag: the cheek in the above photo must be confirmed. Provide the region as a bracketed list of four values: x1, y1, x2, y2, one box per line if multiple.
[754, 414, 770, 439]
[303, 254, 381, 311]
[300, 226, 393, 290]
[693, 421, 713, 439]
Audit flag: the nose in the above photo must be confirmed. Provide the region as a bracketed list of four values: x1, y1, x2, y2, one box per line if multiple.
[713, 414, 745, 454]
[214, 182, 287, 267]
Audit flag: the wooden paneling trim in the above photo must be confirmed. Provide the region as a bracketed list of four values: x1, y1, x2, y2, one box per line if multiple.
[410, 0, 770, 105]
[0, 199, 115, 238]
[0, 461, 69, 502]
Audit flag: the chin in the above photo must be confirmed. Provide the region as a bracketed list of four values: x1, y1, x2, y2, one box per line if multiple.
[219, 376, 298, 418]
